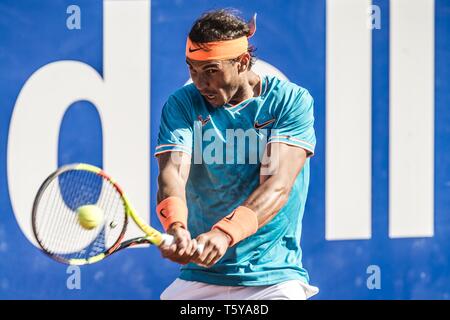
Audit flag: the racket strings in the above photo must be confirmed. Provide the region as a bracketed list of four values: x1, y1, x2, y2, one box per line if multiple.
[53, 170, 96, 256]
[84, 184, 124, 258]
[38, 170, 87, 255]
[60, 170, 104, 258]
[34, 169, 127, 261]
[46, 171, 80, 253]
[52, 171, 85, 254]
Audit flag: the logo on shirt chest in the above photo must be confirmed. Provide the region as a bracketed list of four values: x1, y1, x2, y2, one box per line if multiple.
[254, 118, 276, 129]
[198, 115, 211, 126]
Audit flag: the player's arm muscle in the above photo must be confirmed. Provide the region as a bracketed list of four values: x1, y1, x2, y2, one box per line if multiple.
[243, 143, 308, 227]
[157, 152, 191, 203]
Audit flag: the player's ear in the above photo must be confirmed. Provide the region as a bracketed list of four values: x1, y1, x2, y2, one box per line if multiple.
[237, 53, 251, 73]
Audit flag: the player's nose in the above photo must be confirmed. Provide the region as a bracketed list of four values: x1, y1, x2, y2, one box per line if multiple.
[194, 75, 209, 92]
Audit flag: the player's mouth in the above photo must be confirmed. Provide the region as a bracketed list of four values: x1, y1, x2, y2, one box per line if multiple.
[202, 92, 218, 103]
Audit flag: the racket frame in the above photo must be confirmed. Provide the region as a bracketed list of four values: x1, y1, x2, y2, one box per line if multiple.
[32, 163, 171, 265]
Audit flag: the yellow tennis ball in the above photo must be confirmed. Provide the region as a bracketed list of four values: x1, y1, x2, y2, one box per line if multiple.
[77, 205, 104, 230]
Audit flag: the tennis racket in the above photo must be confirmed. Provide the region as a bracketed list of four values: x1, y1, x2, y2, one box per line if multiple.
[32, 163, 195, 265]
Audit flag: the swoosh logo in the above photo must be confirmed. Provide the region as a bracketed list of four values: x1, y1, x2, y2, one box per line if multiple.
[189, 47, 202, 53]
[254, 118, 276, 129]
[198, 115, 211, 126]
[159, 209, 167, 219]
[225, 211, 236, 221]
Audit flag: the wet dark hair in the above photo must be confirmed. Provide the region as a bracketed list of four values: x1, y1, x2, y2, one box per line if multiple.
[188, 9, 257, 68]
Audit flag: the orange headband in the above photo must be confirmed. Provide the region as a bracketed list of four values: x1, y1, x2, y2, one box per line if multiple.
[186, 36, 249, 61]
[186, 13, 257, 61]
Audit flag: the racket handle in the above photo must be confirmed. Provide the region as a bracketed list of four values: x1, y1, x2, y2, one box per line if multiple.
[160, 234, 204, 254]
[160, 233, 174, 246]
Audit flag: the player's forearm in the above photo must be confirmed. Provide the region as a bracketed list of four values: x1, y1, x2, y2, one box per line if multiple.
[211, 174, 292, 247]
[242, 144, 307, 227]
[156, 169, 190, 231]
[157, 172, 187, 203]
[242, 175, 292, 227]
[156, 152, 191, 204]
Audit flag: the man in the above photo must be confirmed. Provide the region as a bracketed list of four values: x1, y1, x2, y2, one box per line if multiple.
[155, 9, 318, 300]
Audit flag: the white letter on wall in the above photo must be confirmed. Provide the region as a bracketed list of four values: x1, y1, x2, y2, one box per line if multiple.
[326, 0, 372, 240]
[389, 0, 434, 238]
[7, 0, 150, 245]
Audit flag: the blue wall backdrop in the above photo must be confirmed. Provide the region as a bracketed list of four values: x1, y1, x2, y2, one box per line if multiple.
[0, 0, 449, 299]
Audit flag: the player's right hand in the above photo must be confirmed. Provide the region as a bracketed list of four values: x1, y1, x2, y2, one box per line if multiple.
[159, 222, 198, 265]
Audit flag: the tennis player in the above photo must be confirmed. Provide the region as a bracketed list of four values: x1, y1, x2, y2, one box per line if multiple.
[155, 9, 318, 300]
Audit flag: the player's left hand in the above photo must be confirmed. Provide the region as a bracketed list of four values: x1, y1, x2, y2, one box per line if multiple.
[191, 229, 231, 268]
[160, 223, 197, 265]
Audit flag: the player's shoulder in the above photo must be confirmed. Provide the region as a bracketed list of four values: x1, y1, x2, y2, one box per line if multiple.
[171, 83, 199, 99]
[264, 75, 313, 110]
[166, 83, 202, 109]
[264, 75, 311, 101]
